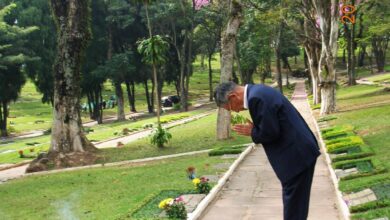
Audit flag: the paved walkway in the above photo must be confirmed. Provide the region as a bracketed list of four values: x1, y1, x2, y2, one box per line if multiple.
[201, 81, 342, 220]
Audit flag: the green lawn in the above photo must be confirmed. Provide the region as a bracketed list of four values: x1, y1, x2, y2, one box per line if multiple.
[0, 153, 234, 220]
[364, 73, 390, 83]
[0, 109, 208, 164]
[325, 84, 390, 218]
[98, 112, 252, 164]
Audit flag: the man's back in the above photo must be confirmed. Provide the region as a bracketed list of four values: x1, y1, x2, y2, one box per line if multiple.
[247, 84, 320, 183]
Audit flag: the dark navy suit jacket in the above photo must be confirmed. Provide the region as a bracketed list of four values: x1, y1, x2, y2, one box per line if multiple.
[247, 84, 320, 183]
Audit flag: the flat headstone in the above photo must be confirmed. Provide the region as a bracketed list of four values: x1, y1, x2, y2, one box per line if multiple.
[220, 154, 240, 159]
[213, 163, 231, 170]
[343, 189, 377, 207]
[201, 175, 220, 183]
[335, 168, 358, 179]
[158, 210, 167, 218]
[181, 194, 206, 213]
[329, 153, 347, 159]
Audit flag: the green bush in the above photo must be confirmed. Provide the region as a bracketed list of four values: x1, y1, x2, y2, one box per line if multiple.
[350, 199, 390, 213]
[150, 125, 172, 148]
[209, 149, 243, 156]
[208, 145, 247, 156]
[333, 158, 387, 181]
[326, 136, 364, 152]
[231, 114, 248, 125]
[351, 207, 390, 220]
[331, 145, 374, 162]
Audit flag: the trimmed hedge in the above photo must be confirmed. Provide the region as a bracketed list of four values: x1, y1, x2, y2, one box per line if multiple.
[333, 158, 387, 181]
[351, 207, 390, 220]
[331, 145, 375, 162]
[208, 145, 247, 156]
[350, 199, 390, 213]
[326, 136, 364, 152]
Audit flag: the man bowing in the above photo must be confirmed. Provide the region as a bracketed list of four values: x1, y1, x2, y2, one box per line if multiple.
[214, 82, 320, 220]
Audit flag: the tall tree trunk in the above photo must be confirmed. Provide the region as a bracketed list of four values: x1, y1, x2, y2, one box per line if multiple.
[313, 0, 339, 115]
[372, 37, 388, 73]
[98, 90, 103, 124]
[357, 13, 366, 67]
[0, 102, 7, 137]
[130, 81, 136, 112]
[125, 81, 136, 112]
[275, 22, 284, 94]
[144, 80, 153, 113]
[30, 0, 97, 172]
[344, 14, 357, 86]
[234, 45, 243, 84]
[217, 0, 243, 140]
[208, 53, 213, 101]
[115, 82, 126, 121]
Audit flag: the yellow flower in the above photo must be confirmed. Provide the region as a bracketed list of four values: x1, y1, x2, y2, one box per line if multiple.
[158, 198, 174, 209]
[192, 178, 200, 186]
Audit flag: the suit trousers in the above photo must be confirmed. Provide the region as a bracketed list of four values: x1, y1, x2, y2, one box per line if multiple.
[281, 160, 317, 220]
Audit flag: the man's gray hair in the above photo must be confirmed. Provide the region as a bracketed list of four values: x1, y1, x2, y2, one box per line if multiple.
[214, 81, 238, 107]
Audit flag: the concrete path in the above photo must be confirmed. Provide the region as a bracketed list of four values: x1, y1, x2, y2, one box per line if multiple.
[201, 80, 342, 220]
[0, 110, 214, 183]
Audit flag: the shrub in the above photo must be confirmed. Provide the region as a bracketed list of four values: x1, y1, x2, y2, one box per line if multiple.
[143, 123, 154, 129]
[333, 158, 387, 181]
[193, 177, 211, 194]
[326, 136, 364, 152]
[350, 199, 390, 213]
[231, 114, 248, 125]
[208, 145, 246, 156]
[331, 145, 374, 162]
[150, 125, 172, 148]
[158, 197, 187, 219]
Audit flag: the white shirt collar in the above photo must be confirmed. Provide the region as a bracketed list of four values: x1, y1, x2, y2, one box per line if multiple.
[244, 84, 248, 109]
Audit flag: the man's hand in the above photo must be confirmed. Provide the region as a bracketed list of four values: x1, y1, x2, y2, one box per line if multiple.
[232, 119, 253, 136]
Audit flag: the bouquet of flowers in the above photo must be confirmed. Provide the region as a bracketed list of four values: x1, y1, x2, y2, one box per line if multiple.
[193, 177, 211, 194]
[158, 196, 187, 219]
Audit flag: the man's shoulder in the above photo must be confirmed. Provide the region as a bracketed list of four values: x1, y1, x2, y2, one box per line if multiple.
[248, 84, 282, 99]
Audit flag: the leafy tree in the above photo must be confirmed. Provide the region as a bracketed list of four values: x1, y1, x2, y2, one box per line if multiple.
[27, 0, 97, 172]
[138, 35, 169, 128]
[0, 3, 38, 137]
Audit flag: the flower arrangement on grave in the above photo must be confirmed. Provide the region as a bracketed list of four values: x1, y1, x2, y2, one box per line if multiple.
[158, 196, 187, 219]
[186, 166, 196, 180]
[18, 150, 24, 158]
[193, 177, 211, 194]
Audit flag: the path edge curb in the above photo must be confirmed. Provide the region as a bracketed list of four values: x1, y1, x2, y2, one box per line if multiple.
[307, 99, 350, 220]
[187, 143, 254, 220]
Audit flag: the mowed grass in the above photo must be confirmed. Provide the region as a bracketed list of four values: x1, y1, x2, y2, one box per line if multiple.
[0, 153, 234, 220]
[364, 73, 390, 83]
[6, 55, 222, 134]
[98, 112, 252, 164]
[327, 84, 390, 218]
[0, 109, 209, 164]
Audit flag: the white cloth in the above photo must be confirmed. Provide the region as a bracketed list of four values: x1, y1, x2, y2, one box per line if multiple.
[244, 84, 248, 109]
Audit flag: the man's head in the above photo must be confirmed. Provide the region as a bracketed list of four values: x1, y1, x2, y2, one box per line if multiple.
[214, 82, 245, 112]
